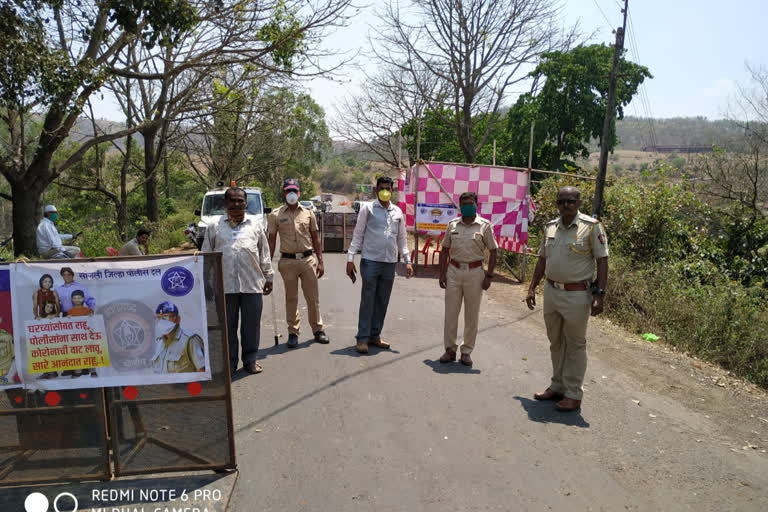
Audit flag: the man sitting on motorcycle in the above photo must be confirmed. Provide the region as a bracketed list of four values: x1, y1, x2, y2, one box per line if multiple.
[36, 205, 80, 259]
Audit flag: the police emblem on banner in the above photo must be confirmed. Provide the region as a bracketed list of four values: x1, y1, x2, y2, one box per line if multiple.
[99, 300, 155, 372]
[161, 266, 194, 297]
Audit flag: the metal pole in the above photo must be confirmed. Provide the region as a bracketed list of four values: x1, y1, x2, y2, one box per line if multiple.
[522, 120, 535, 283]
[416, 116, 421, 161]
[493, 139, 496, 166]
[413, 161, 420, 266]
[593, 0, 628, 219]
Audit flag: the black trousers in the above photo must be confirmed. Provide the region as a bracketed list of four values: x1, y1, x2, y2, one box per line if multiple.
[225, 293, 263, 370]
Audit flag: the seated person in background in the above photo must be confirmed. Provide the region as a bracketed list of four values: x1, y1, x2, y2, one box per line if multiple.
[119, 228, 151, 256]
[36, 205, 80, 258]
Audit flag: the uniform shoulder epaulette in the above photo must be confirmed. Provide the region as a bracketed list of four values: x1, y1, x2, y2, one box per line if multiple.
[578, 212, 599, 224]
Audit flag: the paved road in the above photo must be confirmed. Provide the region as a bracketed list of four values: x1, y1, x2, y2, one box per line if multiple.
[228, 252, 768, 511]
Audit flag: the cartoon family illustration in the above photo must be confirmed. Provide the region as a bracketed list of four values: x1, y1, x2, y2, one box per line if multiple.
[33, 267, 97, 378]
[23, 265, 206, 382]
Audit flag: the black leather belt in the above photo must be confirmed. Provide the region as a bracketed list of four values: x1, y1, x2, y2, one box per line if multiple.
[281, 250, 313, 259]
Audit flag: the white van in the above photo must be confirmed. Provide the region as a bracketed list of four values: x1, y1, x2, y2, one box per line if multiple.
[194, 187, 268, 248]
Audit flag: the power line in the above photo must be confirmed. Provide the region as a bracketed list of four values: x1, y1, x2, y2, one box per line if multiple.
[626, 9, 658, 148]
[591, 0, 615, 29]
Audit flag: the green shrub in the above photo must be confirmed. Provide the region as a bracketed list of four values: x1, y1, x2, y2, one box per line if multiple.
[607, 255, 768, 387]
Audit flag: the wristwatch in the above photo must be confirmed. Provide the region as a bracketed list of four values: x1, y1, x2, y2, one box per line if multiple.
[592, 288, 606, 296]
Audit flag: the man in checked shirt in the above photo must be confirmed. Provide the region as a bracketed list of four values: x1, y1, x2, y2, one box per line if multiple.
[346, 176, 413, 354]
[202, 187, 273, 376]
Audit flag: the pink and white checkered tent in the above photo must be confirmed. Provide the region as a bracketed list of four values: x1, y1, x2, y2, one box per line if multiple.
[398, 162, 535, 254]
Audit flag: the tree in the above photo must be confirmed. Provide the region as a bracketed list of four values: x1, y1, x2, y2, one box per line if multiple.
[332, 64, 444, 168]
[375, 0, 576, 163]
[0, 0, 197, 255]
[504, 44, 651, 170]
[0, 0, 353, 255]
[182, 81, 331, 199]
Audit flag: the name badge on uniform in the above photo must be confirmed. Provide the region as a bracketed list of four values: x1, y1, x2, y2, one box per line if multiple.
[232, 228, 245, 240]
[279, 218, 289, 223]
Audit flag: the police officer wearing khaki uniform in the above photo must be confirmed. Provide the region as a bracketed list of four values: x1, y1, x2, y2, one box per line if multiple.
[439, 192, 498, 366]
[526, 186, 609, 412]
[268, 178, 329, 347]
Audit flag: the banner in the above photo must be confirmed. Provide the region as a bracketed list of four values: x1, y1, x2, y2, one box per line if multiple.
[399, 162, 535, 253]
[415, 202, 457, 232]
[0, 268, 20, 389]
[11, 256, 210, 390]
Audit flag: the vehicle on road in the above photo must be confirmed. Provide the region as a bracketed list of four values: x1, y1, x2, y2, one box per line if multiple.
[194, 185, 267, 249]
[300, 200, 318, 214]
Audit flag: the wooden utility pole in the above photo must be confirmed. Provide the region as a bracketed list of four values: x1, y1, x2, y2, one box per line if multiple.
[592, 0, 628, 219]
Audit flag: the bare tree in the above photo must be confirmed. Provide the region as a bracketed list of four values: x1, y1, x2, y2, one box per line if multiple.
[695, 64, 768, 220]
[332, 63, 444, 167]
[372, 0, 575, 163]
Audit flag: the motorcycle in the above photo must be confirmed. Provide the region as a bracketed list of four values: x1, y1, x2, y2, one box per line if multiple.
[184, 223, 199, 248]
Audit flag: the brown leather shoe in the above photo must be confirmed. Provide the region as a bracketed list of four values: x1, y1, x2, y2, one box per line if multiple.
[244, 361, 263, 374]
[355, 341, 369, 354]
[439, 348, 456, 363]
[555, 397, 582, 412]
[370, 338, 390, 349]
[459, 353, 473, 366]
[533, 388, 564, 401]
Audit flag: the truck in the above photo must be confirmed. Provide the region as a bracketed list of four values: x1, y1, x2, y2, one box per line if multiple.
[193, 186, 268, 248]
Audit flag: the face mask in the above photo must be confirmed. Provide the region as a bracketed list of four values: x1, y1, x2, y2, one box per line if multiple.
[227, 204, 245, 222]
[155, 319, 177, 338]
[378, 189, 392, 202]
[286, 192, 299, 205]
[461, 204, 477, 217]
[49, 213, 59, 223]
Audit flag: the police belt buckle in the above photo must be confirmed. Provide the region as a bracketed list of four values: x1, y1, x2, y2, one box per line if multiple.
[551, 280, 566, 290]
[457, 262, 470, 270]
[295, 252, 306, 260]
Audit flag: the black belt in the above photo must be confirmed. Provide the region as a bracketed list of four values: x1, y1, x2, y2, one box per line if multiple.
[281, 250, 313, 259]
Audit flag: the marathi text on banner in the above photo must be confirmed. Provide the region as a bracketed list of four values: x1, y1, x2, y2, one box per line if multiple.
[25, 316, 110, 373]
[415, 203, 457, 233]
[11, 255, 210, 390]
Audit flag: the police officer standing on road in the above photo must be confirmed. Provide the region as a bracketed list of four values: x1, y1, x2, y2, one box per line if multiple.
[526, 186, 609, 412]
[438, 192, 498, 367]
[268, 179, 329, 348]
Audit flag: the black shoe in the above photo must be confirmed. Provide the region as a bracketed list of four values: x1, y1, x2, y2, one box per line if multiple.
[313, 331, 330, 344]
[287, 333, 299, 348]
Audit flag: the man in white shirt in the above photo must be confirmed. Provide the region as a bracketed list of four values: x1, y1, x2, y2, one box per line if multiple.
[346, 176, 413, 354]
[202, 187, 274, 376]
[36, 205, 80, 258]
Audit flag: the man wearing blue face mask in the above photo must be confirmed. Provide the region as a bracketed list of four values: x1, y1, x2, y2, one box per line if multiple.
[36, 205, 81, 258]
[151, 301, 206, 374]
[438, 191, 498, 366]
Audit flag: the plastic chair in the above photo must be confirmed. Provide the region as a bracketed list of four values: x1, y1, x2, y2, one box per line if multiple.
[431, 233, 445, 265]
[413, 236, 433, 265]
[106, 247, 119, 257]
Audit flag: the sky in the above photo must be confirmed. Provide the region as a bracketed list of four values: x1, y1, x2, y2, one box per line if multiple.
[91, 0, 768, 126]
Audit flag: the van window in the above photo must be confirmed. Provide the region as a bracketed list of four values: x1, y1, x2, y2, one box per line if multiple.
[202, 192, 262, 216]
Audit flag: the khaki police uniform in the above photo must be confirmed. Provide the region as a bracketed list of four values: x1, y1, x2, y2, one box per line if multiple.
[539, 211, 609, 400]
[442, 216, 498, 354]
[151, 329, 205, 373]
[268, 204, 323, 335]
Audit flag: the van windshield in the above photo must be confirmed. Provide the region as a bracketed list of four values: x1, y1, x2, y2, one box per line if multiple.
[202, 192, 262, 216]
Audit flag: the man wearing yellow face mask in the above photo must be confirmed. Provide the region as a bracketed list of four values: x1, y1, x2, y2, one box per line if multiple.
[347, 176, 413, 354]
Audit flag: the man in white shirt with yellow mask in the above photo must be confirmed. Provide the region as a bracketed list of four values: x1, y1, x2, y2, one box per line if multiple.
[346, 176, 413, 354]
